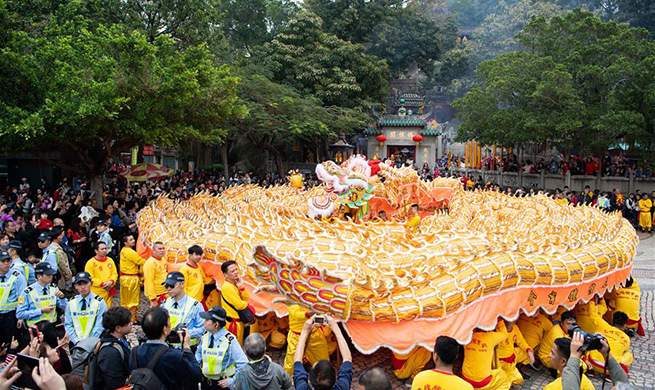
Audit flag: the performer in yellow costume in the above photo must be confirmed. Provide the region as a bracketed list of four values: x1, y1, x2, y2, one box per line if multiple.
[572, 301, 596, 334]
[220, 260, 251, 344]
[544, 335, 594, 390]
[391, 347, 432, 385]
[538, 311, 576, 369]
[283, 304, 333, 377]
[254, 312, 287, 349]
[461, 321, 510, 390]
[85, 241, 117, 307]
[179, 245, 214, 302]
[406, 204, 421, 233]
[143, 241, 168, 307]
[516, 310, 553, 355]
[497, 320, 534, 386]
[119, 234, 146, 322]
[638, 194, 652, 232]
[411, 336, 473, 390]
[585, 301, 632, 374]
[607, 277, 644, 336]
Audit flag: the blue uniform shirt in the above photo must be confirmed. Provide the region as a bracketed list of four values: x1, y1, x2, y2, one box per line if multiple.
[42, 244, 59, 273]
[98, 231, 113, 251]
[64, 292, 108, 344]
[162, 294, 206, 339]
[17, 282, 67, 322]
[0, 270, 27, 313]
[195, 328, 248, 387]
[10, 258, 35, 285]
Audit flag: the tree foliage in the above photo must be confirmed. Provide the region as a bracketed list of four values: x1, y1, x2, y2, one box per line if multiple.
[455, 10, 655, 158]
[0, 12, 245, 176]
[261, 12, 389, 109]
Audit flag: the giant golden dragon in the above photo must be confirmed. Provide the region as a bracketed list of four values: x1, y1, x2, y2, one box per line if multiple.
[136, 156, 637, 352]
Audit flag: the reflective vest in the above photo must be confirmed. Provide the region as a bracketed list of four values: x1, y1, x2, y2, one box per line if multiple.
[27, 286, 57, 325]
[11, 260, 30, 282]
[0, 272, 19, 311]
[200, 332, 236, 379]
[70, 296, 102, 340]
[163, 296, 198, 346]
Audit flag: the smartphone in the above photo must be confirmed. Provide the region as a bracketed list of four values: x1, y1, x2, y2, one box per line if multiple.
[15, 353, 40, 389]
[314, 316, 325, 324]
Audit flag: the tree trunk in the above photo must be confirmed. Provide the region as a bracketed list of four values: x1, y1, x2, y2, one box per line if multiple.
[90, 175, 104, 208]
[221, 142, 229, 180]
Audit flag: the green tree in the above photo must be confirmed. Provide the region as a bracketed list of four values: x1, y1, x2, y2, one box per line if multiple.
[455, 10, 655, 159]
[0, 20, 245, 196]
[261, 12, 388, 109]
[615, 0, 655, 34]
[453, 52, 584, 147]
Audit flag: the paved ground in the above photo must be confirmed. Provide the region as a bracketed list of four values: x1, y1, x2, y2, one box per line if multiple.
[122, 231, 655, 389]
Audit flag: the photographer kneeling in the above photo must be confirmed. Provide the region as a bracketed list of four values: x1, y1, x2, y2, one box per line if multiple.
[563, 331, 633, 390]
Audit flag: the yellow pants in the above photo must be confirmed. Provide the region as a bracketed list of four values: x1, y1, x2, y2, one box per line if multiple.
[476, 369, 511, 390]
[588, 350, 633, 375]
[92, 286, 113, 308]
[640, 212, 652, 230]
[120, 275, 141, 309]
[392, 347, 431, 379]
[283, 329, 330, 376]
[499, 360, 523, 386]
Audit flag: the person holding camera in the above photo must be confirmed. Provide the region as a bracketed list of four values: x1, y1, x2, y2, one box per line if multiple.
[544, 335, 595, 390]
[133, 307, 203, 390]
[195, 306, 248, 390]
[293, 314, 352, 390]
[282, 304, 331, 377]
[563, 331, 632, 390]
[161, 271, 205, 347]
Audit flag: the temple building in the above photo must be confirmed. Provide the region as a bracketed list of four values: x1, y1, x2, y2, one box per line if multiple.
[364, 94, 442, 167]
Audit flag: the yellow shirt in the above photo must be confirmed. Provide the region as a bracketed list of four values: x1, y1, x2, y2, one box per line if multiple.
[608, 282, 641, 321]
[497, 324, 531, 359]
[143, 256, 167, 300]
[543, 375, 594, 390]
[462, 321, 507, 382]
[538, 324, 568, 368]
[205, 289, 220, 309]
[407, 214, 421, 231]
[120, 247, 146, 275]
[85, 256, 118, 297]
[411, 369, 474, 390]
[288, 304, 310, 333]
[638, 199, 653, 212]
[557, 198, 569, 205]
[517, 313, 553, 350]
[573, 302, 596, 334]
[179, 263, 213, 302]
[221, 281, 250, 319]
[587, 301, 630, 361]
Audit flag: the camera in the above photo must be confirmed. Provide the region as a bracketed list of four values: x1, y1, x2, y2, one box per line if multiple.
[568, 324, 605, 352]
[166, 324, 186, 344]
[314, 316, 325, 324]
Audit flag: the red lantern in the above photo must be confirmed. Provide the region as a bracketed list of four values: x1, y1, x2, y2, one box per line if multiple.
[377, 134, 387, 145]
[412, 134, 423, 145]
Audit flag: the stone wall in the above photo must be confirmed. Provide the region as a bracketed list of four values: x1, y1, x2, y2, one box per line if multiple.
[450, 169, 655, 194]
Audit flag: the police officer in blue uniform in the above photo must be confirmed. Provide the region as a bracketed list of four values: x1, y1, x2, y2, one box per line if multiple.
[38, 232, 59, 273]
[0, 249, 27, 347]
[17, 262, 67, 327]
[64, 272, 108, 345]
[7, 240, 35, 285]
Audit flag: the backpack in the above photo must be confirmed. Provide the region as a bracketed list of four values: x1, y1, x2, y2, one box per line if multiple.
[125, 345, 168, 390]
[70, 337, 125, 386]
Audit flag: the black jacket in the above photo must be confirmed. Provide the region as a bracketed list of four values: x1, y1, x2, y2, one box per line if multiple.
[133, 341, 202, 390]
[94, 333, 131, 390]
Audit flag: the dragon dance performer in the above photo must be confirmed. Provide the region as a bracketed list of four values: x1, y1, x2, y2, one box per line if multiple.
[120, 234, 146, 322]
[461, 321, 510, 390]
[497, 320, 534, 386]
[144, 241, 168, 307]
[516, 310, 553, 358]
[638, 194, 652, 232]
[85, 241, 118, 307]
[391, 347, 431, 386]
[585, 301, 632, 374]
[220, 260, 251, 344]
[180, 245, 215, 303]
[607, 277, 644, 336]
